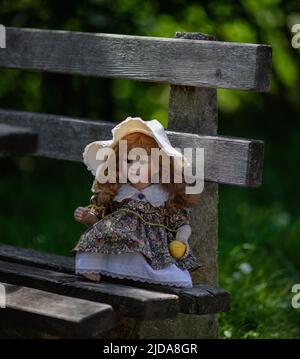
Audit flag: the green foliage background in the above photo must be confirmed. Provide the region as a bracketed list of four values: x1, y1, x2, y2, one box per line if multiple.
[1, 0, 300, 338]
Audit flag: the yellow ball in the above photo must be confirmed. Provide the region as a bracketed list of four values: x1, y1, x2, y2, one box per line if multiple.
[169, 240, 186, 260]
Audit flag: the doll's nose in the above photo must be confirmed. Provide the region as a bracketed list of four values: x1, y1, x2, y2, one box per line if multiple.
[129, 161, 140, 171]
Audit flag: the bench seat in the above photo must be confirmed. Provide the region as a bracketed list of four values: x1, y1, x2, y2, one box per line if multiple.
[0, 244, 230, 325]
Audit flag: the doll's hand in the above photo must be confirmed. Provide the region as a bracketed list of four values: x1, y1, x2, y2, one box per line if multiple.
[74, 206, 98, 227]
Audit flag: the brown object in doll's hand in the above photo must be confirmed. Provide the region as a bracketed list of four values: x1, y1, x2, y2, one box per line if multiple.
[74, 206, 98, 227]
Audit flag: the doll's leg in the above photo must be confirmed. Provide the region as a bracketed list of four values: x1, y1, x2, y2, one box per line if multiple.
[82, 273, 101, 282]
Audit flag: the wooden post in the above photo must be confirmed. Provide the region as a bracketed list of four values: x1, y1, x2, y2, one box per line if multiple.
[132, 32, 219, 339]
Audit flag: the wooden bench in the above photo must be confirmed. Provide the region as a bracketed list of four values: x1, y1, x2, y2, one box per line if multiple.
[0, 27, 272, 339]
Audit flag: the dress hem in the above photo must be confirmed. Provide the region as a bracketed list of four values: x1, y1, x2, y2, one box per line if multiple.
[76, 269, 193, 288]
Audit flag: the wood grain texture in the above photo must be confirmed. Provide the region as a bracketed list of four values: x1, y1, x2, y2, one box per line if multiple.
[0, 27, 272, 91]
[0, 259, 179, 320]
[0, 281, 116, 338]
[0, 123, 37, 156]
[0, 108, 264, 187]
[0, 244, 230, 315]
[0, 244, 75, 274]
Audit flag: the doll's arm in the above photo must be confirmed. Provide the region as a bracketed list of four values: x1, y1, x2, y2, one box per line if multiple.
[74, 190, 108, 227]
[175, 224, 192, 256]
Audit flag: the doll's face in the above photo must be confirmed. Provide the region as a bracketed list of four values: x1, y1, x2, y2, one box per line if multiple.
[116, 134, 161, 185]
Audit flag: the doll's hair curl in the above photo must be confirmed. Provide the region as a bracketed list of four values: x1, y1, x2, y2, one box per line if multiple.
[92, 132, 198, 213]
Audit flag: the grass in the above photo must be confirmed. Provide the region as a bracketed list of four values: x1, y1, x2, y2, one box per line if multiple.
[219, 188, 300, 338]
[1, 156, 300, 338]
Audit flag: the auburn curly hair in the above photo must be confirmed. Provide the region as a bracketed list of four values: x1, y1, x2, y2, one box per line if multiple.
[92, 132, 198, 213]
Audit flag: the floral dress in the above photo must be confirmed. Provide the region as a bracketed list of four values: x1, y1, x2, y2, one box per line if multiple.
[73, 183, 201, 288]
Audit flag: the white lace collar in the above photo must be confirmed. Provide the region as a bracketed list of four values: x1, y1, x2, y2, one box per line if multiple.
[113, 183, 169, 207]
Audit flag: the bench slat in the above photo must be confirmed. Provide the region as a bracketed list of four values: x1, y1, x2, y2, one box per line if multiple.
[0, 281, 116, 338]
[0, 123, 37, 156]
[0, 109, 264, 187]
[0, 258, 179, 320]
[0, 245, 230, 315]
[0, 27, 271, 91]
[0, 244, 74, 274]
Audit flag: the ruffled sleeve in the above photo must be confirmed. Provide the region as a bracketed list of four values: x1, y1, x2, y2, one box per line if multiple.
[165, 207, 192, 231]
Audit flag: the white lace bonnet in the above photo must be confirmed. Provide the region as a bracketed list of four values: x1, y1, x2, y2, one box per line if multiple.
[82, 117, 191, 192]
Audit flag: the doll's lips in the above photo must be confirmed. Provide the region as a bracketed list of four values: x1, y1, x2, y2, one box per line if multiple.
[128, 170, 149, 182]
[129, 169, 140, 175]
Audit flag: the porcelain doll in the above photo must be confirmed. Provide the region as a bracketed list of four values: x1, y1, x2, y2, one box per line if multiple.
[72, 117, 201, 288]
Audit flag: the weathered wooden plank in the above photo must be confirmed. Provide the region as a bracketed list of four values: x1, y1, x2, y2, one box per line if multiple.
[0, 27, 272, 91]
[0, 109, 264, 187]
[0, 244, 75, 274]
[0, 281, 116, 338]
[0, 123, 37, 156]
[0, 244, 230, 315]
[155, 283, 229, 315]
[123, 282, 230, 315]
[0, 259, 179, 320]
